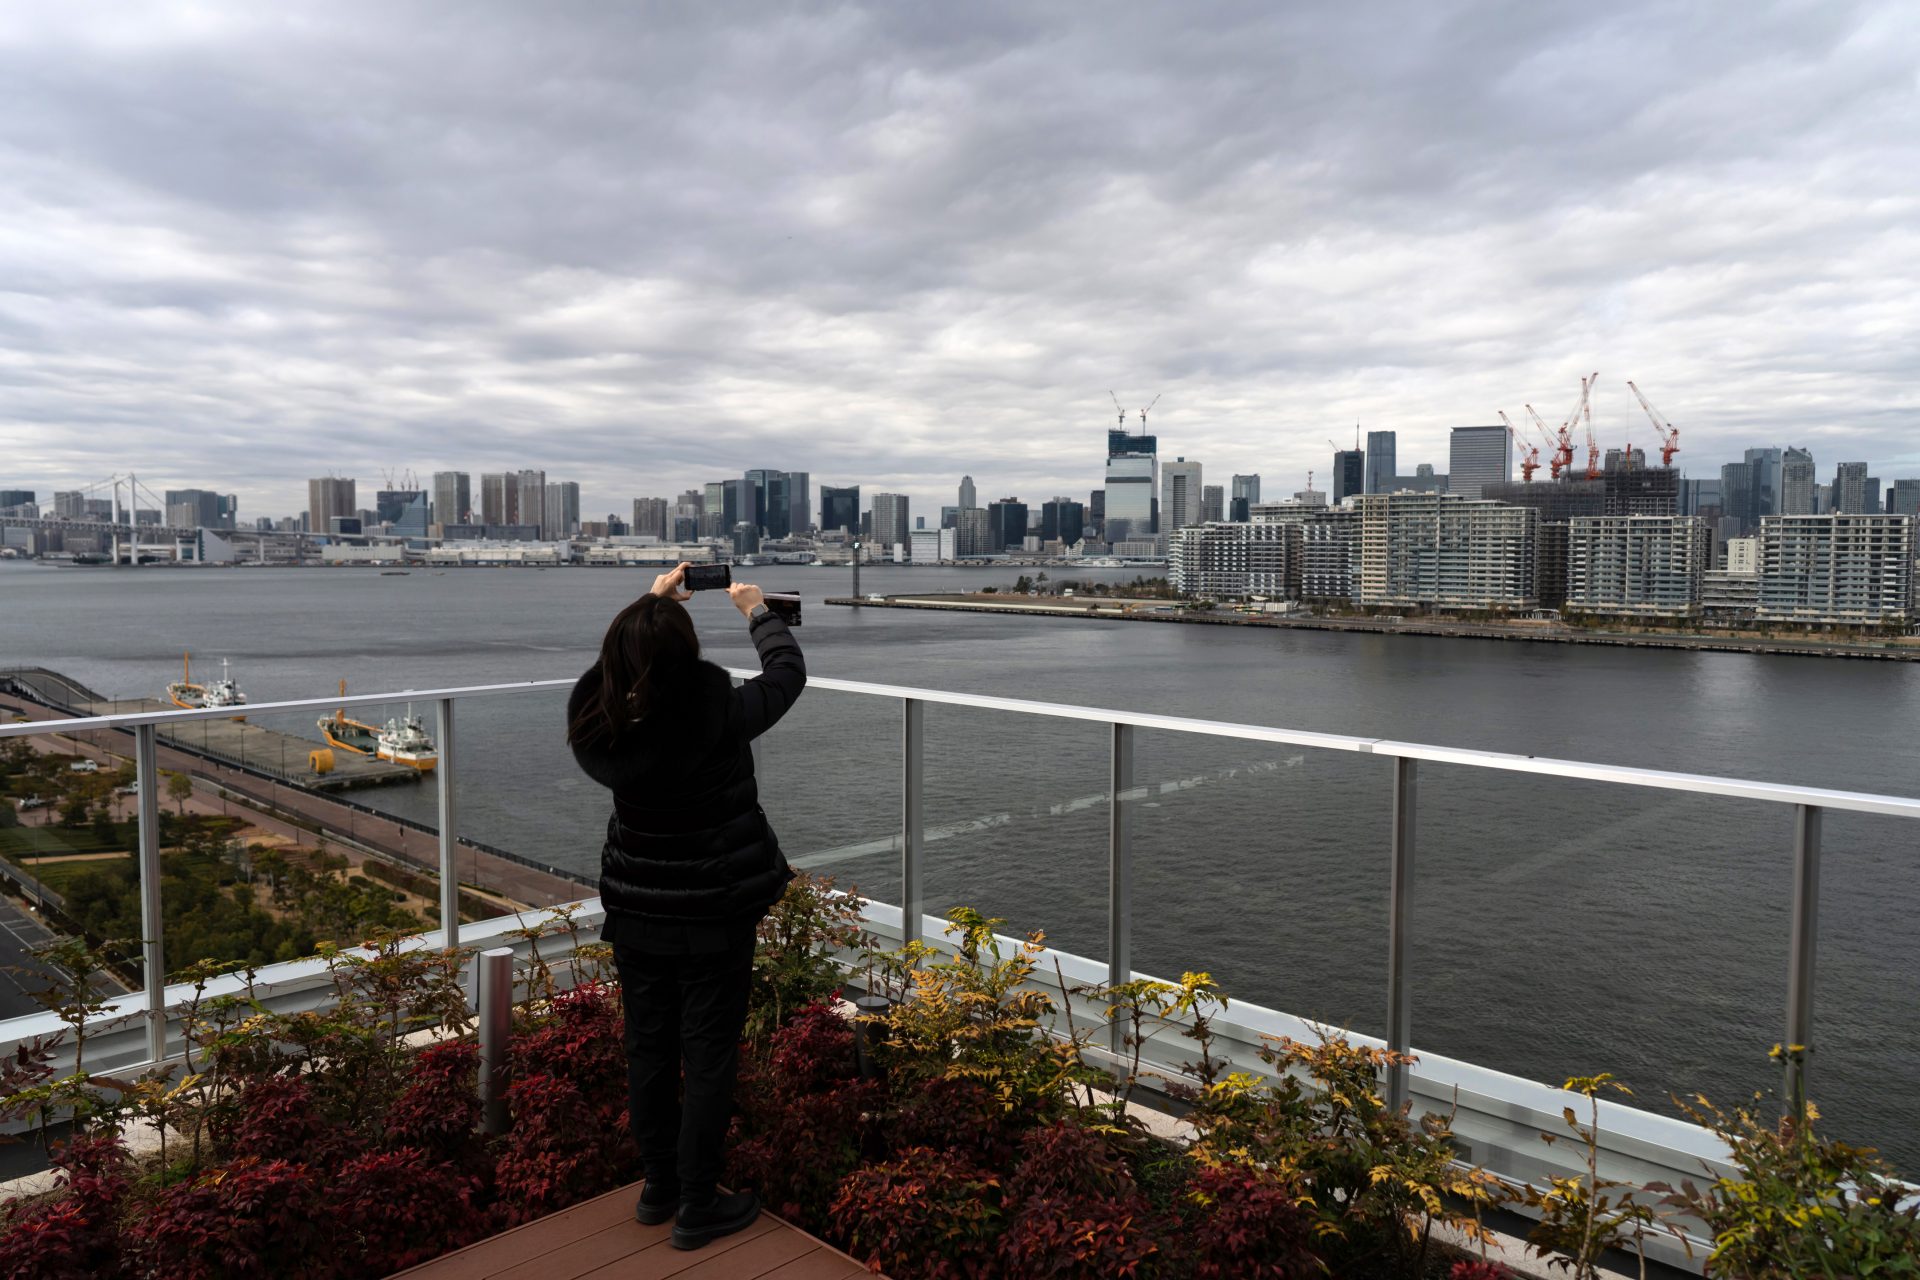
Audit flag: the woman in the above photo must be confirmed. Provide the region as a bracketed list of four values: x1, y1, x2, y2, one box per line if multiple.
[567, 561, 803, 1250]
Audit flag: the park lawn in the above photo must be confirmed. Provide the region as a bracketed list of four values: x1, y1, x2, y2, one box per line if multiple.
[0, 824, 136, 858]
[15, 853, 131, 895]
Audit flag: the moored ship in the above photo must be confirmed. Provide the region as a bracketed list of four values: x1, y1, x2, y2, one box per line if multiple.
[166, 653, 248, 713]
[317, 681, 437, 771]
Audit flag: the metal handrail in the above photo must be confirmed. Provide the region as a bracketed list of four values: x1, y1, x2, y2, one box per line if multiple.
[5, 669, 1916, 1144]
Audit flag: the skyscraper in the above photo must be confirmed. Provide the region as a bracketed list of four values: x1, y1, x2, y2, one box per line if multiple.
[987, 498, 1028, 552]
[1202, 484, 1225, 524]
[1161, 458, 1203, 532]
[515, 470, 547, 537]
[1332, 450, 1365, 504]
[1780, 449, 1815, 515]
[544, 481, 581, 538]
[480, 473, 514, 525]
[1832, 462, 1875, 513]
[1231, 474, 1261, 507]
[432, 471, 471, 527]
[1720, 461, 1756, 532]
[1745, 447, 1783, 520]
[870, 493, 911, 550]
[1447, 426, 1510, 499]
[1364, 431, 1397, 495]
[786, 470, 811, 536]
[1104, 427, 1157, 544]
[959, 475, 976, 510]
[821, 486, 860, 534]
[307, 477, 356, 537]
[1040, 498, 1085, 546]
[632, 497, 668, 540]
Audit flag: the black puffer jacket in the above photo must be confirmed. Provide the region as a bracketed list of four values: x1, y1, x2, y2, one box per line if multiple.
[569, 612, 804, 925]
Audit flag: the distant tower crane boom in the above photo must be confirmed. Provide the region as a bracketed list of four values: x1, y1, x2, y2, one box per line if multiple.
[1626, 379, 1681, 467]
[1138, 393, 1161, 428]
[1523, 404, 1566, 480]
[1109, 391, 1127, 429]
[1498, 410, 1539, 482]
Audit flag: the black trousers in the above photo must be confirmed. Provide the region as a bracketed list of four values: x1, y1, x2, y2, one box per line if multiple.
[612, 934, 755, 1199]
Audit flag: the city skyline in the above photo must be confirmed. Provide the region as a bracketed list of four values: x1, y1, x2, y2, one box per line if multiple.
[5, 4, 1917, 519]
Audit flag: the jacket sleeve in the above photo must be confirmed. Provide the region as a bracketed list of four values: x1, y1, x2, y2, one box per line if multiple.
[735, 613, 806, 740]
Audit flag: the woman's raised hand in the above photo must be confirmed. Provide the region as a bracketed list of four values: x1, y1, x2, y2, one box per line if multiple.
[727, 582, 766, 617]
[650, 562, 692, 601]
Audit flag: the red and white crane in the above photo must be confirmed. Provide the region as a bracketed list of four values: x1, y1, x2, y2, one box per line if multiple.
[1524, 404, 1567, 480]
[1626, 379, 1680, 467]
[1498, 410, 1540, 482]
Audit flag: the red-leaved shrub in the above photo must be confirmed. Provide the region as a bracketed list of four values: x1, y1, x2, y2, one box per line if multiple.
[326, 1146, 486, 1275]
[505, 981, 633, 1167]
[386, 1039, 483, 1165]
[126, 1157, 331, 1280]
[1005, 1121, 1139, 1206]
[493, 1072, 626, 1225]
[829, 1146, 1003, 1280]
[222, 1074, 357, 1166]
[1449, 1261, 1513, 1280]
[996, 1193, 1162, 1279]
[0, 1134, 135, 1280]
[730, 1003, 884, 1227]
[1177, 1161, 1318, 1280]
[891, 1074, 1033, 1167]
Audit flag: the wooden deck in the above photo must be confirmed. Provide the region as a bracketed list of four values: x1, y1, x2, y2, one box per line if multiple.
[390, 1181, 876, 1280]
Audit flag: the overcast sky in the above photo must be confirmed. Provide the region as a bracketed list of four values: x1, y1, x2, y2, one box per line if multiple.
[4, 1, 1916, 523]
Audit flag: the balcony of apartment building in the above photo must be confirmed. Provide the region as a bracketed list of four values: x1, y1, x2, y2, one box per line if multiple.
[0, 670, 1916, 1277]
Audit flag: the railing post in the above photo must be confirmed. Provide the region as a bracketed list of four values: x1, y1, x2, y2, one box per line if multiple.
[435, 699, 459, 946]
[1784, 803, 1821, 1121]
[901, 698, 924, 947]
[1108, 723, 1135, 1055]
[134, 725, 166, 1064]
[476, 947, 514, 1135]
[1385, 755, 1417, 1114]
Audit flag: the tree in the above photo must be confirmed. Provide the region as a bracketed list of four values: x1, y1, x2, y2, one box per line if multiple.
[166, 771, 193, 817]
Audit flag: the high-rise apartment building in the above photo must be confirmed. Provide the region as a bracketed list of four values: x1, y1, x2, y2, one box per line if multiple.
[1565, 516, 1710, 618]
[1201, 484, 1225, 524]
[307, 477, 356, 537]
[1301, 507, 1361, 602]
[1355, 492, 1537, 610]
[1780, 449, 1815, 515]
[870, 493, 911, 551]
[1602, 463, 1680, 516]
[1363, 431, 1397, 495]
[955, 507, 991, 557]
[53, 491, 85, 519]
[1759, 513, 1915, 626]
[515, 470, 547, 537]
[1161, 458, 1203, 532]
[958, 475, 976, 511]
[163, 489, 235, 529]
[820, 486, 860, 535]
[1832, 462, 1877, 514]
[1447, 426, 1510, 499]
[432, 472, 472, 527]
[1169, 521, 1301, 599]
[544, 481, 581, 538]
[631, 497, 669, 540]
[480, 473, 514, 526]
[1104, 428, 1157, 544]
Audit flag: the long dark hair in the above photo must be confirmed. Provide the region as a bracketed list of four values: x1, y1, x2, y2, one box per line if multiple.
[568, 594, 701, 748]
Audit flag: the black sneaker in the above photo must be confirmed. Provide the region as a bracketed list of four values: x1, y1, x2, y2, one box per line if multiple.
[634, 1180, 680, 1226]
[671, 1189, 760, 1250]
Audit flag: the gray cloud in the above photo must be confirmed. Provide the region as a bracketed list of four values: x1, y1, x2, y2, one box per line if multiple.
[2, 0, 1915, 521]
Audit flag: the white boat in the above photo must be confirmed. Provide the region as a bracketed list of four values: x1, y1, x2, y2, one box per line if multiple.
[375, 706, 438, 772]
[166, 653, 248, 715]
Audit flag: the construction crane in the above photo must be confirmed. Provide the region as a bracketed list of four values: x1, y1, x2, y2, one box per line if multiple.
[1523, 404, 1566, 480]
[1109, 391, 1127, 429]
[1498, 411, 1540, 482]
[1626, 379, 1680, 467]
[1581, 371, 1602, 479]
[1138, 393, 1161, 428]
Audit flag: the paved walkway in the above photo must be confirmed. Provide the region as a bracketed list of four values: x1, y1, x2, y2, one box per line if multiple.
[391, 1181, 873, 1280]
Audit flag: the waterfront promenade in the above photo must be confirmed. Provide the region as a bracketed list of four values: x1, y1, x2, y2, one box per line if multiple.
[833, 593, 1920, 661]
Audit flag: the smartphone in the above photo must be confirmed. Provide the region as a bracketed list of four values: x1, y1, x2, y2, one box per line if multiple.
[683, 563, 732, 592]
[764, 592, 802, 626]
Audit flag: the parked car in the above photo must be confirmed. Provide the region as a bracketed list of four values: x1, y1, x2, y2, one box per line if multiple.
[69, 759, 100, 774]
[16, 796, 48, 810]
